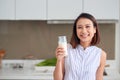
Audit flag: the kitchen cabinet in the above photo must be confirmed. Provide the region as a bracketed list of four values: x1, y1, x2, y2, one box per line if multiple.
[16, 0, 46, 20]
[0, 0, 119, 20]
[47, 0, 82, 20]
[0, 0, 15, 20]
[0, 0, 46, 20]
[84, 0, 119, 20]
[47, 0, 119, 20]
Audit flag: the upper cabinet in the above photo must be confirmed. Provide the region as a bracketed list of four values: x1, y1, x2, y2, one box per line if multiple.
[47, 0, 82, 20]
[0, 0, 15, 20]
[16, 0, 46, 20]
[47, 0, 119, 20]
[0, 0, 119, 20]
[0, 0, 46, 20]
[84, 0, 119, 20]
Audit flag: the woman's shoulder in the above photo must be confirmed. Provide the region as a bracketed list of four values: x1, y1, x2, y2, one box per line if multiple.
[93, 46, 102, 51]
[95, 46, 106, 53]
[99, 50, 107, 67]
[101, 50, 107, 59]
[95, 46, 107, 59]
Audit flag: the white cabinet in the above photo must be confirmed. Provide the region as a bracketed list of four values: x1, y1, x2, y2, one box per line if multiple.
[0, 0, 15, 20]
[84, 0, 119, 20]
[16, 0, 46, 20]
[0, 0, 119, 20]
[47, 0, 82, 20]
[48, 0, 119, 20]
[0, 0, 46, 20]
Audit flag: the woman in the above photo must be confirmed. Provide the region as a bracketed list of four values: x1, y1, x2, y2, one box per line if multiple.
[54, 13, 106, 80]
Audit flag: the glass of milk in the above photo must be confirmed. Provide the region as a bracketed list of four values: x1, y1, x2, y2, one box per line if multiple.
[58, 36, 68, 57]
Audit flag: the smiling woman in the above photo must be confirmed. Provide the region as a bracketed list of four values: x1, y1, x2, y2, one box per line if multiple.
[54, 13, 107, 80]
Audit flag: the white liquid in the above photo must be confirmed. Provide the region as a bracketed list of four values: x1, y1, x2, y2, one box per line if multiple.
[58, 36, 68, 57]
[58, 42, 67, 57]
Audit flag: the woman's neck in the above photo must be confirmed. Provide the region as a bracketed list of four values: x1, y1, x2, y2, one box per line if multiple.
[80, 42, 91, 49]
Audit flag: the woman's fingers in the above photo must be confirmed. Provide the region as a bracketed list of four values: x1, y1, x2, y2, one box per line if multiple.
[55, 47, 65, 59]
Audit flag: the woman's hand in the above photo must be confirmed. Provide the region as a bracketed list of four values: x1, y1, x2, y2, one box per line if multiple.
[55, 46, 65, 61]
[54, 46, 65, 80]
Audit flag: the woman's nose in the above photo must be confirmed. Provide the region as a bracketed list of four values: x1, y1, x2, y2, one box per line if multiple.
[82, 28, 87, 33]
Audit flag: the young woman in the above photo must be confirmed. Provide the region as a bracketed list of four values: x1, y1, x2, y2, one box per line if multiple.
[54, 13, 106, 80]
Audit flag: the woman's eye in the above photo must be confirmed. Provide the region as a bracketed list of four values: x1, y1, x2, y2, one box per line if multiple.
[86, 26, 90, 28]
[77, 26, 82, 29]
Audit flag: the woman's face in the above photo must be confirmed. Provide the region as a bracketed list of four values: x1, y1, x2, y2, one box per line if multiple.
[76, 18, 96, 44]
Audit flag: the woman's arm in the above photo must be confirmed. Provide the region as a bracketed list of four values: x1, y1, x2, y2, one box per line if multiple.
[96, 50, 107, 80]
[54, 47, 65, 80]
[54, 58, 65, 80]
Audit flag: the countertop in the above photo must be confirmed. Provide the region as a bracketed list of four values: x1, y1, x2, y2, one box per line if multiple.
[0, 60, 120, 80]
[0, 68, 53, 80]
[103, 68, 120, 80]
[0, 68, 120, 80]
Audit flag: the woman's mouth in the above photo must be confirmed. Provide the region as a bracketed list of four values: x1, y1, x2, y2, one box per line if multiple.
[81, 34, 89, 38]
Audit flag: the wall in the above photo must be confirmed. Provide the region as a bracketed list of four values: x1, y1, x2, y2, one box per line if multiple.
[98, 23, 115, 60]
[0, 21, 115, 59]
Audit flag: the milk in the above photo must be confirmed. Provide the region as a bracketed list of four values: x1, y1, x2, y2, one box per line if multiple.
[58, 36, 68, 57]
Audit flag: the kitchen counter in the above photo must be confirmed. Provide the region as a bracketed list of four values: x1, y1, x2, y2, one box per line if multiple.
[0, 68, 120, 80]
[103, 69, 120, 80]
[0, 59, 55, 80]
[0, 68, 53, 80]
[0, 60, 120, 80]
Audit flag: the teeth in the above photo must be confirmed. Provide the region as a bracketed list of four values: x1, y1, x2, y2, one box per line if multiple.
[81, 34, 88, 37]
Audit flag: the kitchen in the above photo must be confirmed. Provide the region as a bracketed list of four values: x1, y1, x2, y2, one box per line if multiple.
[0, 0, 120, 80]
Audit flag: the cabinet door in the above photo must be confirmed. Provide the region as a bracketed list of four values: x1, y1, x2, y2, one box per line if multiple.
[0, 0, 15, 20]
[84, 0, 119, 20]
[48, 0, 82, 20]
[16, 0, 46, 20]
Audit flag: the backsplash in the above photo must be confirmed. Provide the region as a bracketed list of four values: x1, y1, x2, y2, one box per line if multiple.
[0, 21, 115, 60]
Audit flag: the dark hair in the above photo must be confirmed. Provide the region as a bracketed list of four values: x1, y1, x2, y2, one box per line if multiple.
[70, 13, 100, 48]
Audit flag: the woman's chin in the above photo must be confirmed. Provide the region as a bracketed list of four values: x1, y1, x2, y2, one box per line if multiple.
[80, 39, 91, 43]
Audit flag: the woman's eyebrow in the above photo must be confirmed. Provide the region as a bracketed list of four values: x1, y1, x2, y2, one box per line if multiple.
[86, 24, 92, 25]
[77, 24, 92, 26]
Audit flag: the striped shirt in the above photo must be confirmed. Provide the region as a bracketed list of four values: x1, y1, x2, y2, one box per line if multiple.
[64, 44, 102, 80]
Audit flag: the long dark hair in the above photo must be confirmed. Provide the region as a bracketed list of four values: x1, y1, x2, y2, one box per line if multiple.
[70, 13, 100, 48]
